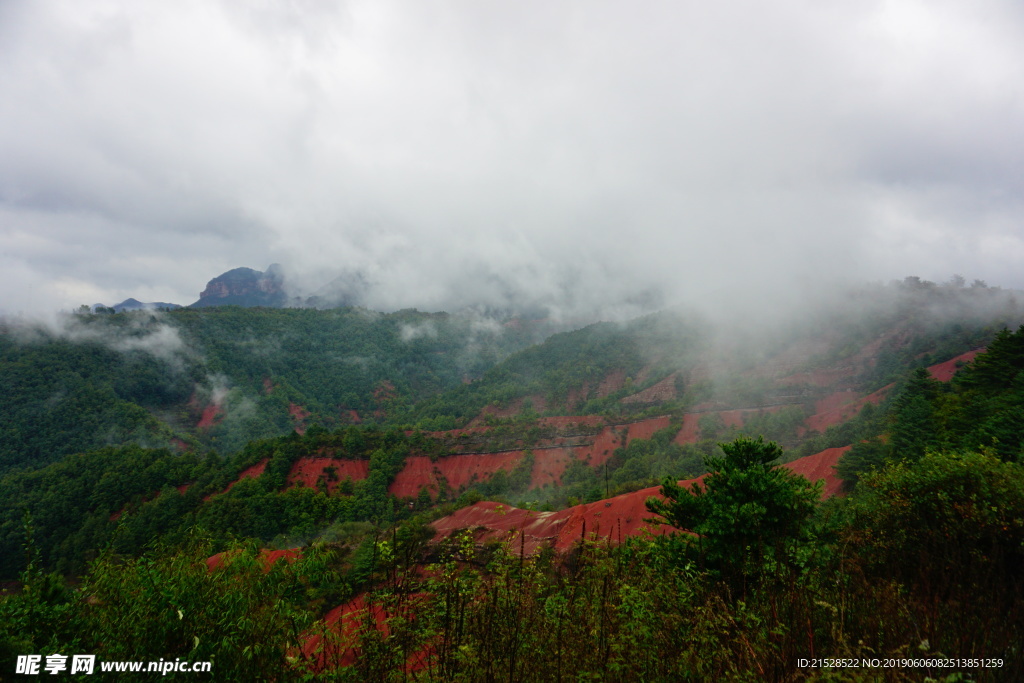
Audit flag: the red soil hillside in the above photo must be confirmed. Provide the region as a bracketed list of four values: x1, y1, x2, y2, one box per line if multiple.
[206, 547, 301, 572]
[204, 459, 269, 500]
[597, 368, 628, 397]
[772, 331, 903, 389]
[927, 349, 982, 382]
[470, 394, 551, 424]
[109, 482, 194, 522]
[403, 341, 983, 501]
[289, 403, 311, 435]
[622, 373, 678, 404]
[196, 403, 223, 429]
[389, 416, 672, 499]
[536, 415, 606, 429]
[785, 446, 850, 498]
[288, 457, 369, 493]
[229, 459, 268, 488]
[800, 350, 980, 434]
[568, 416, 672, 468]
[429, 497, 668, 555]
[673, 406, 788, 445]
[390, 451, 529, 498]
[431, 447, 847, 553]
[803, 385, 892, 434]
[299, 593, 432, 673]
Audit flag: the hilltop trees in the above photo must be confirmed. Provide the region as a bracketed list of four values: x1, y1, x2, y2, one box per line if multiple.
[647, 436, 820, 582]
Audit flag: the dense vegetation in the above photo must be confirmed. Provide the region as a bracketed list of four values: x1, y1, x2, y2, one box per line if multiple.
[4, 440, 1021, 680]
[0, 307, 546, 473]
[406, 312, 705, 428]
[0, 426, 461, 580]
[838, 324, 1024, 483]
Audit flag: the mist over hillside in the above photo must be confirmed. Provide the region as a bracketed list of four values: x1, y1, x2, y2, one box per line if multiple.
[3, 274, 1019, 475]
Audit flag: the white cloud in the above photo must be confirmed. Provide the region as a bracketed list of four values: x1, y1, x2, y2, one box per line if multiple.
[1, 0, 1022, 317]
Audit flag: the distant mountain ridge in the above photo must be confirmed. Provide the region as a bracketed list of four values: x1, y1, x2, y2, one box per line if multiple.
[114, 298, 182, 312]
[190, 264, 288, 308]
[90, 298, 183, 312]
[187, 263, 369, 309]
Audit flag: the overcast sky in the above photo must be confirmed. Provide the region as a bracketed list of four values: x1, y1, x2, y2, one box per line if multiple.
[1, 0, 1022, 317]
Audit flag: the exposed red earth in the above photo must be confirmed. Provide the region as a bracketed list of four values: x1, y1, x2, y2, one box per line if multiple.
[228, 459, 268, 488]
[567, 416, 670, 468]
[205, 547, 301, 572]
[196, 403, 223, 429]
[622, 373, 678, 404]
[287, 457, 370, 493]
[674, 414, 703, 443]
[812, 390, 859, 416]
[110, 483, 193, 520]
[802, 386, 893, 434]
[299, 594, 432, 673]
[536, 415, 606, 429]
[373, 381, 398, 403]
[202, 341, 983, 524]
[390, 417, 673, 499]
[290, 444, 850, 675]
[207, 405, 860, 503]
[596, 368, 628, 398]
[785, 446, 850, 498]
[204, 459, 269, 500]
[470, 394, 550, 423]
[289, 402, 311, 435]
[799, 350, 979, 434]
[927, 349, 982, 382]
[390, 451, 533, 499]
[430, 446, 847, 553]
[430, 497, 669, 556]
[207, 348, 978, 509]
[672, 407, 788, 445]
[772, 332, 907, 389]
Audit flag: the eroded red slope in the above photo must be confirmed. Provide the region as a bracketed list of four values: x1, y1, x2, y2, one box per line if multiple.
[288, 457, 370, 492]
[927, 349, 981, 382]
[431, 447, 847, 553]
[389, 416, 672, 499]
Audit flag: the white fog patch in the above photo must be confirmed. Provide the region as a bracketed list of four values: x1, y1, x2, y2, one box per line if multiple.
[8, 311, 191, 367]
[468, 316, 503, 339]
[207, 375, 231, 407]
[222, 393, 258, 423]
[108, 323, 186, 363]
[399, 321, 438, 342]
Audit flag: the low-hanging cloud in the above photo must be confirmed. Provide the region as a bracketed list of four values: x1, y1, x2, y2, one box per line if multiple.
[399, 321, 438, 343]
[10, 310, 190, 367]
[1, 0, 1023, 319]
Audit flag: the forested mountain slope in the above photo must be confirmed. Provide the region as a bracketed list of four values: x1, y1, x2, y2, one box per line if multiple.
[0, 306, 551, 473]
